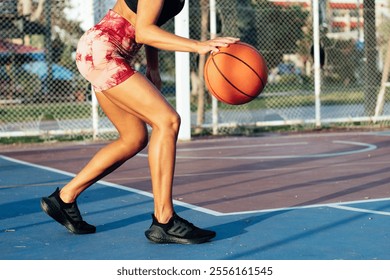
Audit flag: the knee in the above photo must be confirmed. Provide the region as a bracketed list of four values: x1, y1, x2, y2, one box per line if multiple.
[134, 133, 149, 151]
[171, 113, 181, 134]
[120, 131, 149, 158]
[158, 112, 181, 136]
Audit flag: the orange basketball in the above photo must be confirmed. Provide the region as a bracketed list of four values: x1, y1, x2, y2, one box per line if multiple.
[204, 42, 268, 105]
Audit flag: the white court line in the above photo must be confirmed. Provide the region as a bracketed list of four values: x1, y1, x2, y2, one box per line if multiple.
[176, 141, 308, 151]
[0, 155, 221, 216]
[200, 197, 390, 216]
[1, 143, 388, 217]
[137, 140, 377, 159]
[328, 205, 390, 216]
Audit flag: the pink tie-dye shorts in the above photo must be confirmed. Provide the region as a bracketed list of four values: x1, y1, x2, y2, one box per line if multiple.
[75, 10, 143, 92]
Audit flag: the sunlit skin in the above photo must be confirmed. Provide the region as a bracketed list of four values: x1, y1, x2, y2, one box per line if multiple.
[58, 0, 239, 224]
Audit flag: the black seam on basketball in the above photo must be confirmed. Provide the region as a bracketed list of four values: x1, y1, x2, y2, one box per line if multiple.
[211, 55, 252, 98]
[204, 59, 221, 100]
[225, 44, 268, 87]
[218, 51, 267, 88]
[206, 59, 229, 102]
[211, 53, 264, 98]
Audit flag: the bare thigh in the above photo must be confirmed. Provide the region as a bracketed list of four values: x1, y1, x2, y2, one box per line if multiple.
[95, 90, 148, 143]
[101, 73, 180, 129]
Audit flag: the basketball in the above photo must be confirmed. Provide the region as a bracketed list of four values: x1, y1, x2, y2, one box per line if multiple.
[204, 42, 268, 105]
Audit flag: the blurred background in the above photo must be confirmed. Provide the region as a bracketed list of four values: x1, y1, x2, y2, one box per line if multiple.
[0, 0, 389, 142]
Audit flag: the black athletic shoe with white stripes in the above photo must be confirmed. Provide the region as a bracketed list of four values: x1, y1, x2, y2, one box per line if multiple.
[40, 188, 96, 234]
[145, 213, 216, 244]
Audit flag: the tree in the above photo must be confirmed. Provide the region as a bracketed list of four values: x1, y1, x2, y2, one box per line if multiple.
[253, 1, 308, 70]
[188, 0, 210, 133]
[194, 0, 209, 132]
[188, 0, 308, 130]
[363, 0, 379, 115]
[19, 0, 44, 21]
[17, 0, 84, 40]
[236, 0, 257, 47]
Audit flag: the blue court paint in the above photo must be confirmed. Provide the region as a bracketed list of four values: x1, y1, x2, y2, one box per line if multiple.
[1, 156, 390, 260]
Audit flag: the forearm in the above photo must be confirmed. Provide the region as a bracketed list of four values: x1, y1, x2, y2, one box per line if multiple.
[136, 25, 199, 53]
[133, 0, 239, 55]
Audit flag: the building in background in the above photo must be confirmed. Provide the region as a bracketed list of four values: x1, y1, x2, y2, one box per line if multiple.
[270, 0, 389, 40]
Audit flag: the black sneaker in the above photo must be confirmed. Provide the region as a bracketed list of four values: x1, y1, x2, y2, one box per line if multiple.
[145, 213, 216, 244]
[40, 188, 96, 234]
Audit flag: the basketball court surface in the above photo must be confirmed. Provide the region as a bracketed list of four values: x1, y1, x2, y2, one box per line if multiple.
[1, 130, 390, 260]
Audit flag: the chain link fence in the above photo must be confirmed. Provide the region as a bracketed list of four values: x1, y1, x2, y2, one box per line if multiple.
[1, 0, 390, 141]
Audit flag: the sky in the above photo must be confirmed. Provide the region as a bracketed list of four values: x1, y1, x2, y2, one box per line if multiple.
[64, 0, 94, 31]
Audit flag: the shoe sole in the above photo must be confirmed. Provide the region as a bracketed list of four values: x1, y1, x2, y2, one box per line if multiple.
[40, 198, 94, 234]
[145, 227, 216, 244]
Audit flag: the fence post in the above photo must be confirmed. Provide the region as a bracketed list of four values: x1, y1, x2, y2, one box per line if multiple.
[312, 0, 322, 128]
[210, 0, 219, 135]
[175, 0, 191, 141]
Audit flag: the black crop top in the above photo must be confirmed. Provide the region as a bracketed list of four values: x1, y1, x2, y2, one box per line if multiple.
[125, 0, 185, 26]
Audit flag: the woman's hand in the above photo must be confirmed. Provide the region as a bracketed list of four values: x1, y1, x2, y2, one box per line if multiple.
[196, 37, 240, 55]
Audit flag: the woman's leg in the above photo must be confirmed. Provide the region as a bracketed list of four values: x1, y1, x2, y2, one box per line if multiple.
[42, 72, 215, 242]
[80, 74, 214, 244]
[59, 91, 149, 203]
[41, 90, 148, 234]
[100, 73, 181, 224]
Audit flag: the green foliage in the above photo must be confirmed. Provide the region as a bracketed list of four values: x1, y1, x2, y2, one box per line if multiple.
[325, 39, 363, 85]
[0, 103, 91, 122]
[186, 0, 309, 70]
[251, 1, 309, 69]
